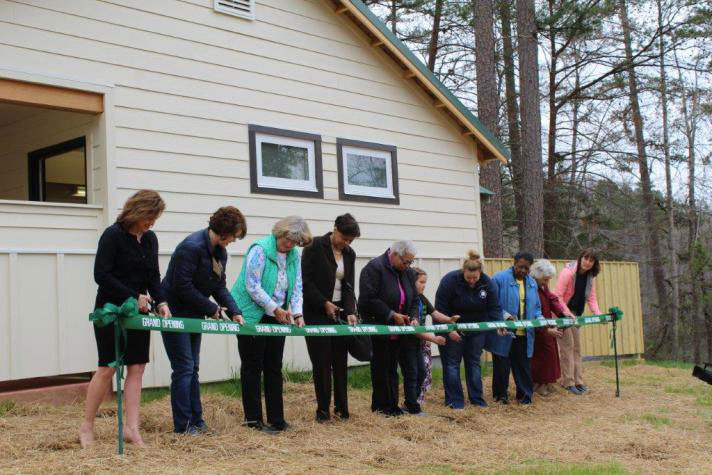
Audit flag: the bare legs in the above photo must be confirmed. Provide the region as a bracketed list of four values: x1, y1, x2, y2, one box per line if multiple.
[123, 364, 146, 446]
[80, 366, 114, 447]
[79, 364, 146, 448]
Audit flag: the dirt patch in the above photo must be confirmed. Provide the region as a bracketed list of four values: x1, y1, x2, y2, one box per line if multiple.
[0, 362, 710, 474]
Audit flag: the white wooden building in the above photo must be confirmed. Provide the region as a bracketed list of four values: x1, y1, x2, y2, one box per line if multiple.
[0, 0, 509, 388]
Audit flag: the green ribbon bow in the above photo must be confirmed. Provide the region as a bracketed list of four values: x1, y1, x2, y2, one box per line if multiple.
[89, 298, 140, 369]
[89, 297, 140, 455]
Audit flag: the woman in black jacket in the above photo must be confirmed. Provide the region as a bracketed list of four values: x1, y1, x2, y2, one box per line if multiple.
[302, 214, 361, 422]
[358, 240, 420, 416]
[80, 190, 170, 448]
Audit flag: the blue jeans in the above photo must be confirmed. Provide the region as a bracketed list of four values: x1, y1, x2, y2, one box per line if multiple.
[441, 332, 487, 408]
[162, 332, 204, 433]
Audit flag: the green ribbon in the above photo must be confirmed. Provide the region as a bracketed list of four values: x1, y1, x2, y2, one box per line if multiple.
[90, 299, 623, 455]
[90, 299, 624, 338]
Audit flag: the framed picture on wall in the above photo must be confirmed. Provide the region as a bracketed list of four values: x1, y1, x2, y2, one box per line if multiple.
[336, 138, 399, 205]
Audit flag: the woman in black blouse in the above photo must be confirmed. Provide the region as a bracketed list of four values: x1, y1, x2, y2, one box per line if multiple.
[301, 214, 360, 422]
[79, 190, 170, 448]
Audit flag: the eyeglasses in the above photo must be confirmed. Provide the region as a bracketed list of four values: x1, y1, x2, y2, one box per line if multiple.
[399, 256, 414, 266]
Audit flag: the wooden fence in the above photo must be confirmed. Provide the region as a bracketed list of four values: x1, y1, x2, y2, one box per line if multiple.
[483, 259, 644, 358]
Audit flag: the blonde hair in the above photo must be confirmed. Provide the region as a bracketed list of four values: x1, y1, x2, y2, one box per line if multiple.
[272, 216, 312, 247]
[463, 250, 482, 272]
[116, 190, 165, 230]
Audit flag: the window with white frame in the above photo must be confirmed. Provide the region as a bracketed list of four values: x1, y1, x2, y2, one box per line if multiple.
[249, 125, 323, 198]
[337, 138, 399, 204]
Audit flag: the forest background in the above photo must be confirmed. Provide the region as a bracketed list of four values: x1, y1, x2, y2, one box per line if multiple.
[362, 0, 712, 362]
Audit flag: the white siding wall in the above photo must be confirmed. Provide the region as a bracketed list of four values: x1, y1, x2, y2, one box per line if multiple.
[0, 249, 461, 385]
[0, 0, 483, 385]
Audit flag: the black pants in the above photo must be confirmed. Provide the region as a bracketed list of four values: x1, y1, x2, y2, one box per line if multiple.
[305, 335, 349, 417]
[398, 337, 423, 413]
[492, 335, 533, 402]
[370, 335, 402, 414]
[237, 320, 287, 426]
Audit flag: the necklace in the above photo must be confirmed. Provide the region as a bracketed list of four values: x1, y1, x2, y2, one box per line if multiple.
[330, 235, 342, 258]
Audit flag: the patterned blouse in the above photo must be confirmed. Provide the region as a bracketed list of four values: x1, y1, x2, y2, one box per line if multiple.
[244, 245, 303, 316]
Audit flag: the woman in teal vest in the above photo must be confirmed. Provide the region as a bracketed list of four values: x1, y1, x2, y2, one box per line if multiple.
[231, 216, 312, 432]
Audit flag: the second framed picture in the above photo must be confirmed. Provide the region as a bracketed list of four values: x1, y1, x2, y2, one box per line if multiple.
[336, 138, 399, 205]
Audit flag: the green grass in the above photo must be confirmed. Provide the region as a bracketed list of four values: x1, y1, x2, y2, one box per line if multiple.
[495, 461, 627, 475]
[0, 399, 16, 417]
[282, 368, 313, 385]
[203, 377, 242, 398]
[138, 361, 495, 402]
[599, 358, 642, 368]
[664, 384, 695, 396]
[698, 391, 712, 408]
[347, 365, 372, 390]
[346, 363, 487, 391]
[141, 387, 170, 404]
[645, 360, 694, 370]
[641, 413, 671, 427]
[414, 464, 457, 474]
[663, 383, 712, 408]
[598, 359, 697, 371]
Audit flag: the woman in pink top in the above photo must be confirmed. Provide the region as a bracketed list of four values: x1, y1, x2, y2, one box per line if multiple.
[553, 248, 601, 395]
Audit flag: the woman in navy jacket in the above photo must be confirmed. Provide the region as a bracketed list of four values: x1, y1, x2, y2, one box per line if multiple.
[161, 206, 246, 434]
[435, 251, 503, 409]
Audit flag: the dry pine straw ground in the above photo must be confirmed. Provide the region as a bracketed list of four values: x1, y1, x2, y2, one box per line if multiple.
[0, 362, 711, 474]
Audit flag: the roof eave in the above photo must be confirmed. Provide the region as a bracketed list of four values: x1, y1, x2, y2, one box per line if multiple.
[335, 0, 510, 165]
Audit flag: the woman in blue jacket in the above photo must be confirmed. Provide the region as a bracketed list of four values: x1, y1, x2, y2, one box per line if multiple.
[435, 251, 503, 409]
[489, 252, 542, 405]
[161, 206, 246, 434]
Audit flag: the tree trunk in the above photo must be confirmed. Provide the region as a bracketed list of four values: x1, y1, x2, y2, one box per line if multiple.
[569, 44, 581, 189]
[390, 0, 397, 35]
[427, 0, 444, 72]
[619, 0, 668, 334]
[499, 0, 524, 250]
[656, 0, 680, 359]
[544, 0, 558, 258]
[674, 47, 703, 362]
[474, 0, 504, 258]
[516, 0, 545, 256]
